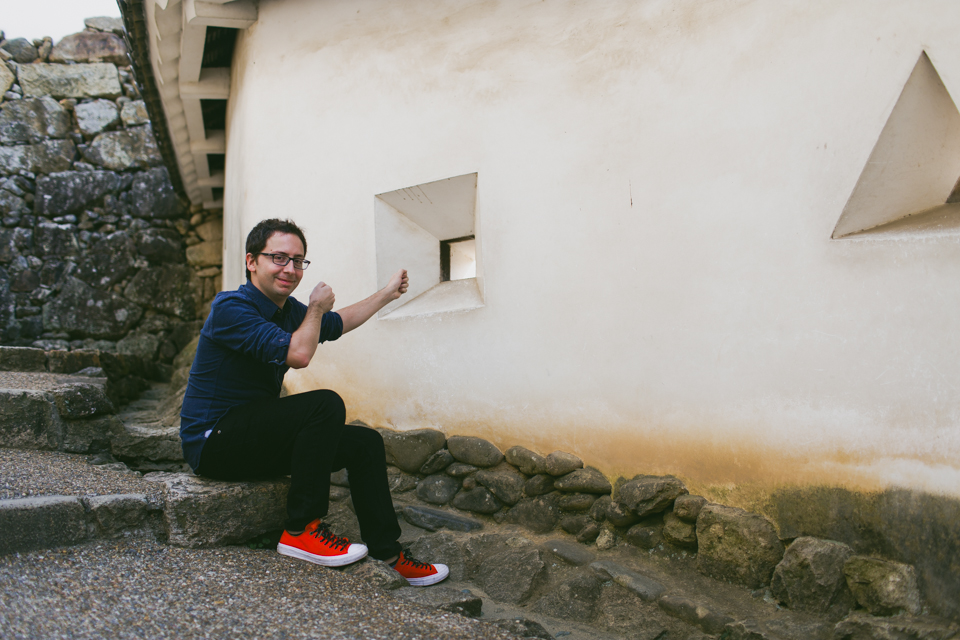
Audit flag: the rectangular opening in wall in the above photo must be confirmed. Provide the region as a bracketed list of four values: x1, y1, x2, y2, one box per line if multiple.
[440, 235, 476, 281]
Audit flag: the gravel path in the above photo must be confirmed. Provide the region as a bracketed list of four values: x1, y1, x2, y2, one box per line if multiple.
[0, 448, 165, 502]
[0, 539, 518, 640]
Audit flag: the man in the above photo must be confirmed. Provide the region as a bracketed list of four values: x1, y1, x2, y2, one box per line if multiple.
[180, 218, 448, 586]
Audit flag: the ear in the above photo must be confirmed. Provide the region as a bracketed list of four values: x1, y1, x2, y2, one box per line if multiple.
[245, 253, 258, 274]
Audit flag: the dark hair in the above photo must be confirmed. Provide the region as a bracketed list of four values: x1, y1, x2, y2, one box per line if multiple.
[245, 218, 308, 280]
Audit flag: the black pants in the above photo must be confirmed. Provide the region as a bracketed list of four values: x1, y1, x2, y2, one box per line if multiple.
[197, 389, 402, 560]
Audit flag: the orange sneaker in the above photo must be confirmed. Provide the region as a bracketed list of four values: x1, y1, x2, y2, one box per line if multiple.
[277, 520, 368, 567]
[391, 549, 449, 586]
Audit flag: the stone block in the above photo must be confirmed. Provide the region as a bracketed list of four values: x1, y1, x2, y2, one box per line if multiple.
[616, 474, 688, 517]
[674, 494, 707, 522]
[477, 546, 545, 604]
[50, 382, 114, 419]
[393, 586, 483, 618]
[0, 139, 76, 175]
[504, 496, 560, 533]
[85, 17, 125, 35]
[544, 450, 583, 476]
[144, 472, 289, 548]
[377, 427, 446, 474]
[0, 96, 71, 144]
[844, 555, 922, 616]
[542, 539, 594, 566]
[1, 38, 37, 63]
[34, 170, 120, 216]
[0, 388, 63, 450]
[83, 493, 156, 538]
[0, 495, 87, 554]
[74, 99, 119, 137]
[533, 569, 603, 620]
[401, 505, 483, 532]
[116, 332, 160, 360]
[663, 511, 698, 549]
[136, 228, 183, 263]
[770, 536, 855, 618]
[120, 100, 149, 127]
[45, 349, 99, 374]
[111, 421, 183, 463]
[0, 62, 14, 95]
[833, 612, 960, 640]
[505, 445, 547, 475]
[33, 222, 79, 258]
[43, 277, 141, 339]
[185, 241, 222, 268]
[75, 231, 136, 289]
[590, 559, 665, 601]
[195, 219, 223, 242]
[124, 264, 201, 320]
[553, 467, 612, 494]
[658, 594, 734, 636]
[18, 63, 122, 99]
[82, 125, 162, 171]
[0, 346, 47, 371]
[49, 31, 128, 65]
[62, 414, 118, 454]
[130, 167, 181, 219]
[0, 228, 32, 263]
[452, 486, 502, 514]
[475, 466, 525, 505]
[696, 504, 785, 589]
[447, 435, 503, 468]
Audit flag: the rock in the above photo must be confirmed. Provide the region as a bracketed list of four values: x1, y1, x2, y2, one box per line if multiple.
[85, 17, 126, 35]
[0, 190, 26, 216]
[143, 472, 289, 547]
[18, 63, 122, 99]
[377, 427, 446, 474]
[590, 559, 666, 601]
[560, 515, 590, 534]
[595, 527, 618, 550]
[419, 448, 454, 475]
[445, 462, 477, 477]
[833, 612, 960, 640]
[392, 586, 483, 618]
[626, 519, 663, 550]
[488, 617, 553, 640]
[408, 531, 467, 580]
[401, 505, 483, 532]
[544, 450, 583, 476]
[0, 345, 46, 371]
[0, 62, 13, 96]
[577, 522, 601, 544]
[452, 487, 502, 514]
[446, 435, 503, 468]
[589, 494, 611, 520]
[543, 539, 594, 566]
[62, 414, 117, 454]
[658, 594, 735, 636]
[770, 537, 855, 618]
[74, 99, 120, 137]
[49, 31, 127, 65]
[74, 231, 136, 289]
[33, 222, 79, 258]
[663, 511, 698, 549]
[186, 241, 222, 267]
[0, 496, 86, 555]
[120, 100, 149, 127]
[0, 139, 76, 175]
[617, 475, 688, 517]
[1, 38, 38, 64]
[844, 555, 922, 616]
[341, 557, 406, 590]
[83, 493, 156, 538]
[82, 125, 162, 171]
[386, 466, 418, 493]
[477, 547, 546, 604]
[596, 587, 669, 640]
[0, 228, 32, 263]
[135, 228, 183, 264]
[43, 277, 142, 339]
[557, 492, 598, 512]
[124, 264, 202, 319]
[50, 383, 115, 419]
[0, 388, 63, 450]
[674, 494, 707, 522]
[0, 96, 71, 144]
[553, 467, 612, 494]
[117, 332, 160, 361]
[475, 466, 525, 505]
[416, 474, 460, 505]
[130, 167, 181, 219]
[34, 170, 120, 215]
[195, 219, 223, 242]
[533, 569, 603, 620]
[696, 504, 785, 589]
[46, 349, 99, 374]
[505, 445, 547, 475]
[505, 496, 561, 533]
[524, 474, 554, 497]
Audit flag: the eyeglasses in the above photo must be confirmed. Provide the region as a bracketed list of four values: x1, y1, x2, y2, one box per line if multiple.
[259, 252, 311, 270]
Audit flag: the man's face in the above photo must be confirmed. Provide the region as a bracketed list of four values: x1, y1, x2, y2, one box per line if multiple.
[247, 232, 306, 304]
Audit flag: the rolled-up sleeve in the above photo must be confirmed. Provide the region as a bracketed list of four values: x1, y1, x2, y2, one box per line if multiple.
[320, 311, 343, 343]
[208, 297, 291, 365]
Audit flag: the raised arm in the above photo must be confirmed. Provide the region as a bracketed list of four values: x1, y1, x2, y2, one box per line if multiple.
[338, 268, 409, 334]
[286, 280, 336, 369]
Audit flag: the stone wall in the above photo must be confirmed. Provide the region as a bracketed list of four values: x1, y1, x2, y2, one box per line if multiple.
[0, 19, 221, 384]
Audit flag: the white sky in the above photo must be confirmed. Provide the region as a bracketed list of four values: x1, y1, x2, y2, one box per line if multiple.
[2, 0, 122, 44]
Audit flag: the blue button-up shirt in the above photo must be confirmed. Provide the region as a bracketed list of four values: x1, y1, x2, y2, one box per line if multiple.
[179, 280, 343, 471]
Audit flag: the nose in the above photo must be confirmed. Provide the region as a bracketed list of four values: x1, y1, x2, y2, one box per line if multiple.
[282, 260, 299, 276]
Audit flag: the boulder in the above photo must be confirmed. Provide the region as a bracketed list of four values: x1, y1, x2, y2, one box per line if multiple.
[135, 228, 183, 263]
[120, 100, 149, 127]
[560, 514, 591, 535]
[50, 383, 115, 419]
[475, 466, 525, 505]
[392, 586, 483, 618]
[33, 222, 79, 258]
[416, 474, 460, 505]
[617, 475, 688, 517]
[0, 496, 87, 555]
[663, 511, 698, 549]
[34, 170, 120, 215]
[447, 435, 503, 468]
[557, 492, 598, 512]
[43, 277, 142, 339]
[0, 96, 71, 144]
[477, 547, 546, 604]
[83, 493, 158, 538]
[143, 472, 289, 547]
[844, 556, 922, 616]
[18, 63, 122, 99]
[451, 487, 502, 514]
[186, 241, 222, 267]
[0, 345, 46, 371]
[833, 612, 960, 640]
[419, 448, 454, 475]
[49, 31, 128, 65]
[0, 388, 63, 450]
[1, 38, 38, 64]
[74, 231, 136, 289]
[130, 167, 181, 219]
[553, 467, 612, 494]
[0, 190, 27, 216]
[544, 450, 583, 476]
[116, 332, 160, 361]
[124, 264, 202, 319]
[770, 536, 855, 618]
[82, 125, 162, 171]
[577, 522, 601, 544]
[533, 569, 604, 620]
[505, 445, 547, 475]
[0, 139, 76, 175]
[377, 427, 446, 474]
[673, 494, 707, 522]
[74, 99, 120, 137]
[523, 474, 554, 497]
[626, 519, 663, 549]
[401, 505, 483, 533]
[195, 219, 223, 242]
[504, 496, 561, 533]
[696, 504, 785, 589]
[590, 559, 666, 601]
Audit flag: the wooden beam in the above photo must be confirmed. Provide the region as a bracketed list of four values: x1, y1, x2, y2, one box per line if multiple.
[184, 0, 257, 29]
[180, 67, 230, 98]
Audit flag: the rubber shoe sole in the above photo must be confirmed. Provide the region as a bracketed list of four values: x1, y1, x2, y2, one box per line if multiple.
[277, 542, 368, 567]
[403, 563, 450, 586]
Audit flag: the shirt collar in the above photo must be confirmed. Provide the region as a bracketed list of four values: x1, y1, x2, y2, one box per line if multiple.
[241, 280, 289, 319]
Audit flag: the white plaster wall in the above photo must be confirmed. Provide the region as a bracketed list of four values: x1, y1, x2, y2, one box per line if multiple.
[224, 0, 960, 497]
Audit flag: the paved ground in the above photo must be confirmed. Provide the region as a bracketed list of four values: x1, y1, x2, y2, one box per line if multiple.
[0, 539, 521, 640]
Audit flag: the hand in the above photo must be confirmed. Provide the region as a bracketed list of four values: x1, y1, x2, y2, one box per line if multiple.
[309, 281, 335, 313]
[386, 269, 409, 300]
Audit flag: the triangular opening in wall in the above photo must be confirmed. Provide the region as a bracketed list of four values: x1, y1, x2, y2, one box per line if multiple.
[832, 52, 960, 239]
